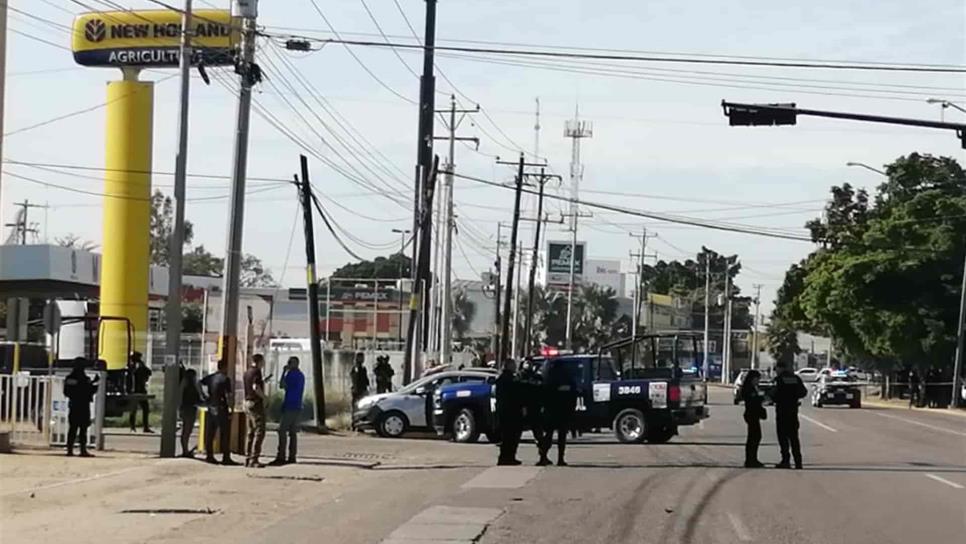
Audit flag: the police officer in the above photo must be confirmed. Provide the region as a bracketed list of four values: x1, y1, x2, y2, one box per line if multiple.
[495, 358, 523, 466]
[542, 359, 578, 466]
[64, 357, 98, 457]
[518, 360, 548, 466]
[770, 360, 808, 469]
[740, 369, 766, 468]
[374, 355, 395, 394]
[201, 359, 237, 466]
[128, 351, 153, 433]
[350, 352, 370, 409]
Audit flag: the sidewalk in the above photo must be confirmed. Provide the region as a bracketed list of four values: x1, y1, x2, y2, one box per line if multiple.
[860, 396, 966, 419]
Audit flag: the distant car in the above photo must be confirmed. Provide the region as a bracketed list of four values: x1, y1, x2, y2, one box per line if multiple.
[352, 369, 497, 438]
[796, 368, 820, 382]
[733, 369, 773, 405]
[811, 371, 861, 408]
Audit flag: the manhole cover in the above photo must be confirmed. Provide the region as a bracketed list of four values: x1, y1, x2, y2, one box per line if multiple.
[339, 452, 395, 461]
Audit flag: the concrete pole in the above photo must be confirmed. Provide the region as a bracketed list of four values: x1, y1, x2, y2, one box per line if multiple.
[439, 98, 456, 365]
[950, 250, 966, 408]
[0, 0, 7, 227]
[703, 255, 711, 378]
[752, 284, 762, 370]
[160, 0, 194, 458]
[721, 267, 732, 384]
[218, 2, 258, 389]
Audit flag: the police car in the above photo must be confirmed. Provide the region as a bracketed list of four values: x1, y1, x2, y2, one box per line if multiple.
[811, 370, 862, 408]
[433, 334, 710, 445]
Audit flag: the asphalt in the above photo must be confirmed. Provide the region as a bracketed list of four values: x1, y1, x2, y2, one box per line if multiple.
[4, 387, 964, 543]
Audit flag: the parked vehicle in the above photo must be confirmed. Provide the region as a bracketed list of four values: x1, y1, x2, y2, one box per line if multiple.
[811, 371, 862, 408]
[796, 367, 820, 382]
[352, 369, 497, 438]
[733, 369, 774, 405]
[433, 333, 710, 444]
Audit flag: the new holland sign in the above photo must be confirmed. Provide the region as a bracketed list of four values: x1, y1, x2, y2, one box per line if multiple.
[71, 10, 236, 68]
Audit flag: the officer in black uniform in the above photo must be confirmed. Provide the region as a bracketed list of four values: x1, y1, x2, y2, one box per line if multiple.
[542, 359, 578, 467]
[64, 357, 98, 457]
[518, 359, 549, 465]
[770, 360, 808, 469]
[495, 359, 523, 466]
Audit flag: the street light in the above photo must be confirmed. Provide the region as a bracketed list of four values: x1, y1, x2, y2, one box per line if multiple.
[845, 162, 887, 177]
[926, 98, 966, 119]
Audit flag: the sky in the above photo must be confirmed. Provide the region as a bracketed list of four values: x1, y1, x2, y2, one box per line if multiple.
[2, 0, 965, 321]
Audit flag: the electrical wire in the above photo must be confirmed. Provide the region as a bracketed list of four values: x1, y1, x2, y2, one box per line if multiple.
[359, 0, 419, 79]
[8, 27, 71, 51]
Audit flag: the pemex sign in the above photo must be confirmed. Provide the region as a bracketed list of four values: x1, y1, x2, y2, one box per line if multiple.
[546, 241, 585, 285]
[71, 10, 237, 68]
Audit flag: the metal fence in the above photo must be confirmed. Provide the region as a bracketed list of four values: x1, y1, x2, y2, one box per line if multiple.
[0, 372, 105, 450]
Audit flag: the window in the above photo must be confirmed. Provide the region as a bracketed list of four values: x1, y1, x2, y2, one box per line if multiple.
[593, 357, 618, 381]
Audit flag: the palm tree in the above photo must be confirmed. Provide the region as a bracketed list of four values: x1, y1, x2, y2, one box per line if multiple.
[452, 288, 476, 340]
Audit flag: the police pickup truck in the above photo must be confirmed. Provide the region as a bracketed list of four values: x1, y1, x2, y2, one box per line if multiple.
[433, 334, 709, 444]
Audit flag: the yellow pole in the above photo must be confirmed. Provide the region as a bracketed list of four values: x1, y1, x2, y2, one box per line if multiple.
[100, 76, 153, 370]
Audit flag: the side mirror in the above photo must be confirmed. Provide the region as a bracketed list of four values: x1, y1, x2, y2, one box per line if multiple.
[415, 386, 427, 395]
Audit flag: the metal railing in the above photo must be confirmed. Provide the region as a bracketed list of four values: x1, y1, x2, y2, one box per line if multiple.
[1, 372, 106, 450]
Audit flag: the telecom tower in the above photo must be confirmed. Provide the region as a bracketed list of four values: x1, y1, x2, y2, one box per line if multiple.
[563, 108, 592, 349]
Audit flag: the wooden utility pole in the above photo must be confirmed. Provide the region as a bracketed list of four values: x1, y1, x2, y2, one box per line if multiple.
[298, 156, 326, 430]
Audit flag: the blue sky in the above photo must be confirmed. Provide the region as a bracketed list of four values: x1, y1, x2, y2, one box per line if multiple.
[2, 0, 965, 318]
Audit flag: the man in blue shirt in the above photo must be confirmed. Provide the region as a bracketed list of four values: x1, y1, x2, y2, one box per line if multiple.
[270, 356, 305, 466]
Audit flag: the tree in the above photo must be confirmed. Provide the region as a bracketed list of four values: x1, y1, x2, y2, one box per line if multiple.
[150, 190, 194, 266]
[183, 245, 222, 276]
[452, 288, 476, 340]
[774, 153, 966, 372]
[240, 254, 277, 287]
[182, 303, 204, 333]
[55, 233, 98, 251]
[333, 253, 412, 279]
[766, 318, 800, 366]
[529, 284, 624, 353]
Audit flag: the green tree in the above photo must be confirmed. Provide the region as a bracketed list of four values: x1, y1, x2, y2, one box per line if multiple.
[333, 253, 412, 279]
[529, 284, 624, 353]
[774, 153, 966, 372]
[150, 190, 194, 266]
[182, 303, 204, 333]
[766, 318, 800, 366]
[183, 245, 222, 276]
[240, 254, 277, 287]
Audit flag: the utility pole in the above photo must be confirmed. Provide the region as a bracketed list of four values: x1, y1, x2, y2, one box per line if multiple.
[404, 157, 439, 382]
[563, 109, 592, 350]
[629, 229, 656, 334]
[498, 155, 525, 363]
[491, 228, 503, 360]
[218, 0, 259, 387]
[433, 95, 477, 366]
[404, 0, 439, 383]
[3, 200, 43, 244]
[720, 258, 737, 383]
[160, 0, 194, 458]
[0, 0, 7, 227]
[392, 228, 411, 347]
[297, 156, 327, 429]
[751, 283, 762, 370]
[523, 169, 558, 354]
[951, 251, 966, 408]
[702, 249, 711, 378]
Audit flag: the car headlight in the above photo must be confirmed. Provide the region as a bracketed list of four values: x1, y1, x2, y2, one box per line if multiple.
[356, 397, 378, 410]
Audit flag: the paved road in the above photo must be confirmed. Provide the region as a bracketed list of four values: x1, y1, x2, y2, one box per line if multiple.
[4, 387, 964, 543]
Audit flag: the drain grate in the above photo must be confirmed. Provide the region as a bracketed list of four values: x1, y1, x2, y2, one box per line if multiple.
[120, 508, 218, 515]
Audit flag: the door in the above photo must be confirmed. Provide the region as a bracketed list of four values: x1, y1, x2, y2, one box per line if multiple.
[406, 375, 458, 428]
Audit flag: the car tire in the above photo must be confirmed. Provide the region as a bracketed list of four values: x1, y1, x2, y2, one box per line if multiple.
[646, 425, 675, 444]
[614, 408, 647, 444]
[376, 411, 408, 438]
[451, 408, 480, 443]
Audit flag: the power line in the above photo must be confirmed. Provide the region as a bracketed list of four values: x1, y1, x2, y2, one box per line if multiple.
[359, 0, 419, 78]
[8, 27, 71, 51]
[272, 35, 966, 73]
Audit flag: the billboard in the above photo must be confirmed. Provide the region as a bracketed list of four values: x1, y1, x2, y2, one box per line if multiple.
[71, 10, 236, 68]
[546, 241, 585, 285]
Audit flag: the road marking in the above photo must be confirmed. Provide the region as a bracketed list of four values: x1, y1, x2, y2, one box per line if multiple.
[873, 412, 966, 438]
[800, 415, 838, 432]
[727, 512, 752, 542]
[2, 459, 176, 497]
[925, 473, 965, 490]
[461, 466, 541, 489]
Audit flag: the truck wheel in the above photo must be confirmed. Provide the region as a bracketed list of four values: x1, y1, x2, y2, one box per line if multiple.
[376, 411, 408, 438]
[452, 408, 480, 443]
[646, 425, 675, 444]
[614, 409, 647, 444]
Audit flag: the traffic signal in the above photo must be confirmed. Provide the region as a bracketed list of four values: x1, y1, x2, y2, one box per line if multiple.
[722, 101, 798, 126]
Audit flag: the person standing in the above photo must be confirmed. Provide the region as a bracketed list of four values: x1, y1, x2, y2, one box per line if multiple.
[64, 358, 98, 457]
[542, 359, 578, 467]
[495, 359, 523, 466]
[271, 356, 305, 466]
[518, 360, 548, 466]
[201, 359, 237, 466]
[243, 354, 267, 468]
[350, 352, 370, 410]
[374, 355, 395, 394]
[179, 367, 203, 458]
[770, 360, 808, 469]
[741, 369, 766, 468]
[128, 352, 153, 433]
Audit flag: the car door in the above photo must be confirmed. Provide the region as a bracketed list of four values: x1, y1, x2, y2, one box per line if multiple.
[405, 374, 457, 428]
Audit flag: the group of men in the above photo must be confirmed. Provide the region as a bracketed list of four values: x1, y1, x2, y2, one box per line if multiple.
[62, 353, 306, 466]
[495, 358, 579, 467]
[350, 352, 396, 408]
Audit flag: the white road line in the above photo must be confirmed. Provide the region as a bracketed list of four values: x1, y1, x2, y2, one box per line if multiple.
[925, 473, 965, 490]
[3, 459, 176, 497]
[727, 512, 752, 542]
[873, 412, 966, 438]
[800, 415, 838, 432]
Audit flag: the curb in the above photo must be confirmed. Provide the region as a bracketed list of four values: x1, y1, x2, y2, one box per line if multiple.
[861, 398, 966, 420]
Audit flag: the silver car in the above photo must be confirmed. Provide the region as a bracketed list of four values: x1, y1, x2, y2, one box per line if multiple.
[352, 370, 497, 438]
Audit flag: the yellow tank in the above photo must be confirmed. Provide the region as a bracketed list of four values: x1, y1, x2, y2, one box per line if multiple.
[99, 79, 153, 370]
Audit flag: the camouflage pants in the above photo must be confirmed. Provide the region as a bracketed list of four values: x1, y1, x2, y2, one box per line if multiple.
[245, 400, 266, 463]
